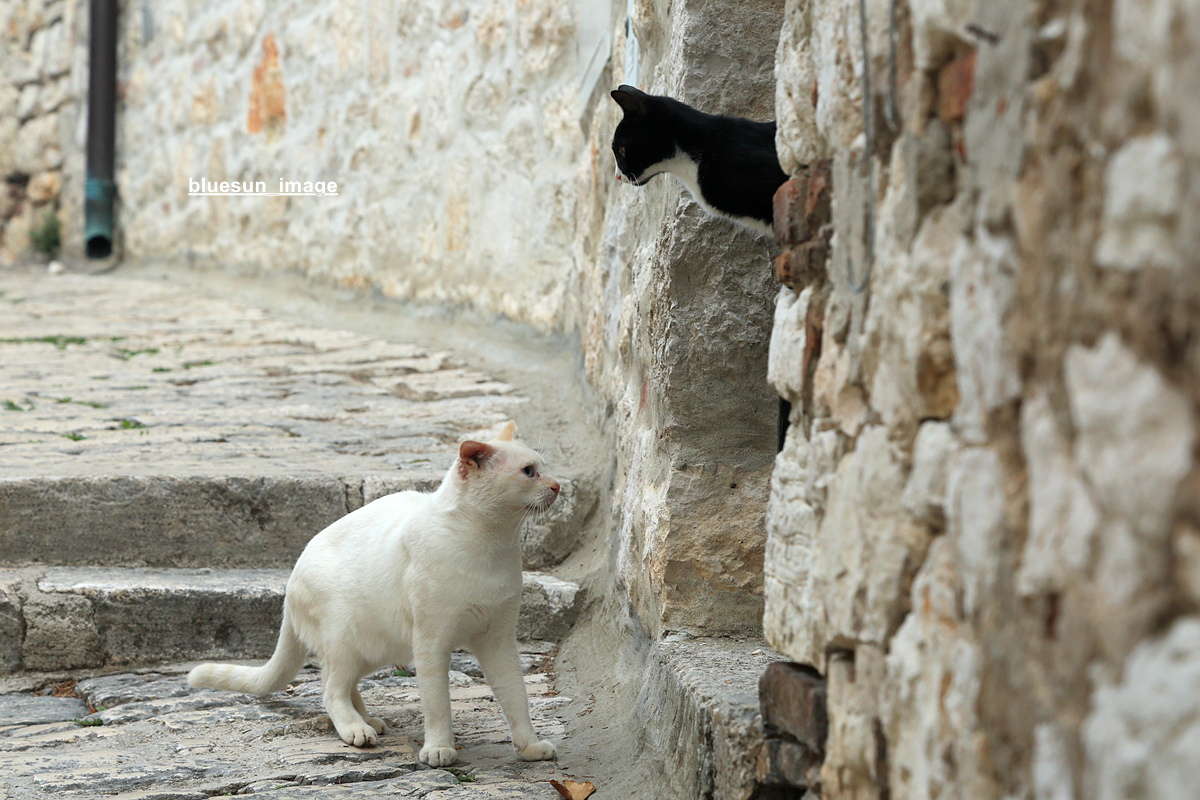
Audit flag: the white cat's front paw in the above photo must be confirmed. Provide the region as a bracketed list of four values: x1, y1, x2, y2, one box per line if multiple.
[516, 739, 557, 761]
[420, 743, 458, 766]
[366, 716, 386, 735]
[337, 721, 380, 748]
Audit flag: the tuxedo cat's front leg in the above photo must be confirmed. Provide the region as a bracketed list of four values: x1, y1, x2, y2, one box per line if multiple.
[471, 620, 556, 761]
[413, 643, 457, 766]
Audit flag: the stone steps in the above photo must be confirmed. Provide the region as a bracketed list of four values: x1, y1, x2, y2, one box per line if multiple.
[0, 473, 439, 569]
[1, 566, 584, 674]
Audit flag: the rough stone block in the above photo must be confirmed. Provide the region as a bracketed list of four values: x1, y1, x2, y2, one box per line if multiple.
[517, 572, 585, 642]
[774, 174, 812, 249]
[756, 736, 821, 788]
[21, 590, 102, 671]
[0, 573, 23, 672]
[937, 50, 976, 123]
[759, 661, 827, 750]
[38, 567, 289, 667]
[774, 228, 832, 291]
[804, 158, 832, 228]
[901, 421, 958, 529]
[1065, 332, 1193, 542]
[1083, 617, 1200, 800]
[0, 476, 350, 569]
[1016, 391, 1097, 596]
[1095, 133, 1183, 270]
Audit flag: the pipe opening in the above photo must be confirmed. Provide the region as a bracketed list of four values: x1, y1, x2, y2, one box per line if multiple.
[86, 235, 112, 259]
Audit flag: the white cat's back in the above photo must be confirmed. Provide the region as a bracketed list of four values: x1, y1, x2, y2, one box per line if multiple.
[286, 491, 429, 649]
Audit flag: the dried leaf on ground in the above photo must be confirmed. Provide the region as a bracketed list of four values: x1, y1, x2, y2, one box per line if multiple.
[550, 779, 596, 800]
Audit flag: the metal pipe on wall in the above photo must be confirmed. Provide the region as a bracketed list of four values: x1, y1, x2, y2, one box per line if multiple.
[85, 0, 118, 259]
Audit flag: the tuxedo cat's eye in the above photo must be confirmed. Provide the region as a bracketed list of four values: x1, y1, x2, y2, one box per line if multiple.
[522, 465, 536, 477]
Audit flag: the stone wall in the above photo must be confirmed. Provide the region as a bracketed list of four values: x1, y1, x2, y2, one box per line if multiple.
[764, 0, 1200, 796]
[0, 0, 87, 263]
[114, 0, 582, 330]
[575, 0, 785, 638]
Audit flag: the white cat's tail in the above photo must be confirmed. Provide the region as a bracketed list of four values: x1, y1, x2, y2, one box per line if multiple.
[188, 607, 307, 696]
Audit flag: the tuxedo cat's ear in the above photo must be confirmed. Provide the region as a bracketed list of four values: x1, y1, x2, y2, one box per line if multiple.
[612, 85, 649, 117]
[458, 440, 496, 478]
[496, 421, 516, 442]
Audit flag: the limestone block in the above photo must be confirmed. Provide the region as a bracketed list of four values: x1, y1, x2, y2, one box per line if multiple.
[1016, 391, 1098, 596]
[768, 286, 812, 404]
[1095, 133, 1184, 270]
[901, 420, 958, 529]
[1032, 724, 1076, 800]
[651, 463, 771, 635]
[774, 0, 822, 172]
[821, 646, 887, 800]
[1112, 0, 1200, 147]
[949, 230, 1021, 443]
[16, 84, 38, 120]
[1175, 526, 1200, 607]
[910, 0, 976, 69]
[759, 661, 826, 749]
[885, 537, 992, 800]
[1083, 617, 1200, 800]
[1065, 332, 1194, 542]
[757, 736, 821, 789]
[27, 170, 61, 204]
[866, 202, 959, 437]
[12, 113, 63, 172]
[946, 446, 1006, 616]
[0, 201, 33, 266]
[806, 426, 931, 656]
[21, 589, 102, 671]
[764, 425, 842, 664]
[517, 572, 584, 642]
[0, 573, 23, 672]
[0, 476, 351, 569]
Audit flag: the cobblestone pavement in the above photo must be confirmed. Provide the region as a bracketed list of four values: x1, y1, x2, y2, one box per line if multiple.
[0, 656, 568, 799]
[0, 267, 519, 479]
[0, 265, 602, 799]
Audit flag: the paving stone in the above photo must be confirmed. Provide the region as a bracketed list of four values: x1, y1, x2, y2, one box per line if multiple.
[0, 657, 570, 800]
[0, 694, 88, 726]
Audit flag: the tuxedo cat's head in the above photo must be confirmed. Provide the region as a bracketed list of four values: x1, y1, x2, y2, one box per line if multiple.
[611, 85, 677, 186]
[455, 421, 560, 515]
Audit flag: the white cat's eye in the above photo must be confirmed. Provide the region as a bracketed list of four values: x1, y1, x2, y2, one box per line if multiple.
[522, 465, 536, 477]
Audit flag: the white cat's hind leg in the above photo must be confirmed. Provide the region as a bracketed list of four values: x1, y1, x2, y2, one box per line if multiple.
[351, 685, 386, 735]
[322, 662, 379, 747]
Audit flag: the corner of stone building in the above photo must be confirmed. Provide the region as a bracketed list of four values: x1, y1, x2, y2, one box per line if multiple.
[763, 0, 1200, 797]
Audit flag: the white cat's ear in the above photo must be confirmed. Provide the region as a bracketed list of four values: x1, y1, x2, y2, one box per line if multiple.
[458, 440, 496, 478]
[612, 85, 648, 116]
[496, 421, 516, 442]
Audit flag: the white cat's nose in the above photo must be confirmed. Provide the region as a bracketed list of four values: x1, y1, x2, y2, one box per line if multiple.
[549, 481, 560, 495]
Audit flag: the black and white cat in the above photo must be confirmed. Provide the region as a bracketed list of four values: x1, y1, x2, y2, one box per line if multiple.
[610, 84, 788, 237]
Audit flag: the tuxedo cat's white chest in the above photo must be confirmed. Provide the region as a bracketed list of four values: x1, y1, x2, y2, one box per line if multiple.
[660, 152, 774, 237]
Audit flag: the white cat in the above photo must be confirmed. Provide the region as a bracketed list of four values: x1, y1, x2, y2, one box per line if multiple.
[187, 421, 560, 767]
